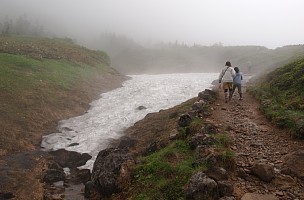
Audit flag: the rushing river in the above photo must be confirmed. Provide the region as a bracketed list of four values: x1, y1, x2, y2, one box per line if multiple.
[41, 73, 218, 169]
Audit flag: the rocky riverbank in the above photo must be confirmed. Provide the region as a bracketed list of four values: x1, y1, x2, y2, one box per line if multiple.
[0, 73, 127, 200]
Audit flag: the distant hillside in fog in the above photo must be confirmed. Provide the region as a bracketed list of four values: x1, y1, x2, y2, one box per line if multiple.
[86, 33, 304, 75]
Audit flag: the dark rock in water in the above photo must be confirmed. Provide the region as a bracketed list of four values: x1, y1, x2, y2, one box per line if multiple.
[117, 136, 137, 150]
[84, 181, 102, 199]
[62, 127, 73, 131]
[68, 143, 79, 147]
[69, 168, 91, 184]
[43, 162, 65, 183]
[49, 149, 92, 168]
[88, 148, 135, 197]
[137, 105, 147, 110]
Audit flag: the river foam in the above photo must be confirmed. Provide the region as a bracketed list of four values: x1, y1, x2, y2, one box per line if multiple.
[41, 73, 218, 169]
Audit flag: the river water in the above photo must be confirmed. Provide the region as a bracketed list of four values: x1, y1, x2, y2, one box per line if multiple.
[41, 73, 218, 169]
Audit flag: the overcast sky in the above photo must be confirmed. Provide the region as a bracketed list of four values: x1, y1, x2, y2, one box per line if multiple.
[1, 0, 303, 48]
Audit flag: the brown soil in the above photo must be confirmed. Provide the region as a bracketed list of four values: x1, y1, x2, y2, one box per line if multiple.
[210, 88, 304, 199]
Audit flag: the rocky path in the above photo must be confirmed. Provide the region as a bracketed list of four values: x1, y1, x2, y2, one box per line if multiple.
[210, 88, 304, 200]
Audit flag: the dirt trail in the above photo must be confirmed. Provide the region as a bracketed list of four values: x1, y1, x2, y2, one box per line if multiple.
[209, 87, 304, 199]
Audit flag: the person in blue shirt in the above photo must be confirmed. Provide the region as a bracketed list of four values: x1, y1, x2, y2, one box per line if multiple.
[232, 67, 243, 100]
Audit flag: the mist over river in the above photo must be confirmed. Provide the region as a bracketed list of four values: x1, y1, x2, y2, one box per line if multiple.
[41, 73, 218, 169]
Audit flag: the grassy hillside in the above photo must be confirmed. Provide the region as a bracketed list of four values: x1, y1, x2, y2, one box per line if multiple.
[248, 57, 304, 138]
[0, 36, 125, 156]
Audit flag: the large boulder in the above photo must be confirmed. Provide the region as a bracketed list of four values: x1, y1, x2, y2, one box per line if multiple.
[251, 162, 275, 182]
[280, 150, 304, 180]
[88, 148, 135, 197]
[185, 172, 219, 200]
[49, 149, 92, 168]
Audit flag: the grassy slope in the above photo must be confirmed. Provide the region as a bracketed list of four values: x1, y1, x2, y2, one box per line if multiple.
[248, 57, 304, 138]
[0, 36, 124, 156]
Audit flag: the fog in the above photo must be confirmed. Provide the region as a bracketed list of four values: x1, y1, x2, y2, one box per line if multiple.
[1, 0, 304, 49]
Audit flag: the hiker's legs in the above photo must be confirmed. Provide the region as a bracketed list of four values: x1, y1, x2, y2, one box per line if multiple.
[223, 83, 228, 103]
[236, 84, 242, 100]
[224, 89, 229, 102]
[228, 83, 233, 101]
[223, 82, 233, 103]
[232, 84, 236, 96]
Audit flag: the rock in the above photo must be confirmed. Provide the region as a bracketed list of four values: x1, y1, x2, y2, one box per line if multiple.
[192, 100, 205, 110]
[280, 150, 304, 180]
[251, 162, 275, 182]
[169, 129, 179, 140]
[189, 134, 215, 150]
[241, 193, 278, 200]
[117, 136, 137, 150]
[295, 118, 304, 138]
[49, 149, 92, 168]
[69, 168, 91, 184]
[89, 148, 135, 197]
[185, 172, 219, 200]
[142, 141, 158, 156]
[217, 181, 234, 197]
[273, 175, 297, 190]
[137, 105, 147, 110]
[198, 89, 216, 102]
[206, 167, 228, 181]
[237, 168, 248, 179]
[84, 181, 102, 199]
[43, 168, 65, 184]
[178, 113, 192, 127]
[202, 124, 217, 134]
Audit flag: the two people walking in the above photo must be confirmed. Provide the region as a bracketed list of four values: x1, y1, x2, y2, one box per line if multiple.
[218, 61, 243, 103]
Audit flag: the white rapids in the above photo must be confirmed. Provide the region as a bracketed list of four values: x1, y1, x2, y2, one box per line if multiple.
[41, 73, 218, 169]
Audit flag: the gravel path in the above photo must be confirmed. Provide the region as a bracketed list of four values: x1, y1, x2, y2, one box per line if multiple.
[210, 88, 304, 200]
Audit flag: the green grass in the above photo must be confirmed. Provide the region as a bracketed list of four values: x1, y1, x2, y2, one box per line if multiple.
[0, 53, 107, 113]
[0, 36, 118, 153]
[248, 57, 304, 138]
[132, 140, 206, 200]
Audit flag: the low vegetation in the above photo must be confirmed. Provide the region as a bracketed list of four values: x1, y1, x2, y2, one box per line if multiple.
[117, 93, 235, 199]
[0, 36, 122, 156]
[248, 57, 304, 138]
